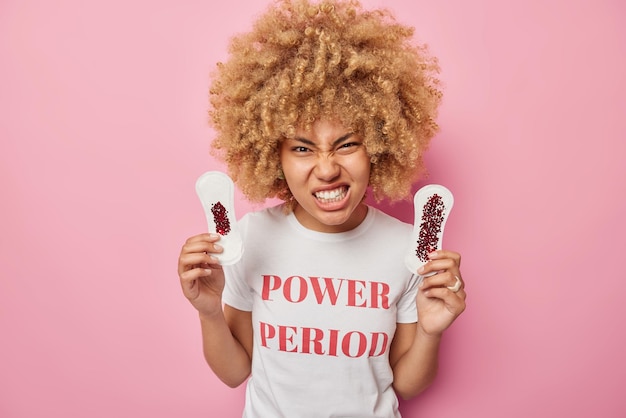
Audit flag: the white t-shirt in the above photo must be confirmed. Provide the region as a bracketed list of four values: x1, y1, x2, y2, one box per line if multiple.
[223, 205, 419, 418]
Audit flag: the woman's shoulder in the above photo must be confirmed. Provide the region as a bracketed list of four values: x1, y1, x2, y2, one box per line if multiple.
[368, 206, 412, 233]
[239, 203, 288, 229]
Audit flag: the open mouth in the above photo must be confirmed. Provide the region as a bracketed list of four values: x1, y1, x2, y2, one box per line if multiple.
[314, 186, 348, 203]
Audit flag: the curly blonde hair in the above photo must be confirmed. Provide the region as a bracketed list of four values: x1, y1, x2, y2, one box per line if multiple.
[209, 0, 442, 207]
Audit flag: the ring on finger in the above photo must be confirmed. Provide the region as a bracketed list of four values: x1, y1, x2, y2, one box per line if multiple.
[447, 275, 462, 293]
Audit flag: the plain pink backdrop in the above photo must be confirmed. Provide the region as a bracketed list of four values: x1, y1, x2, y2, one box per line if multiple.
[1, 0, 625, 417]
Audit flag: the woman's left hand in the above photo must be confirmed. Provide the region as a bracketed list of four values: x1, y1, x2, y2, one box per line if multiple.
[415, 250, 467, 337]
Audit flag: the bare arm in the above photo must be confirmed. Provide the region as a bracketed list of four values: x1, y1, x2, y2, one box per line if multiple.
[199, 305, 252, 388]
[390, 323, 441, 399]
[178, 233, 253, 387]
[390, 250, 466, 399]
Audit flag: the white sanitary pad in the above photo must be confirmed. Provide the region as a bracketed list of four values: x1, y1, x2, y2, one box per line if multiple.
[404, 184, 454, 275]
[195, 171, 243, 265]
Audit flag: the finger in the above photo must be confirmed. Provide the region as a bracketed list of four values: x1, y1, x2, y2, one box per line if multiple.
[179, 269, 199, 291]
[179, 251, 217, 266]
[427, 250, 461, 266]
[418, 258, 460, 278]
[178, 252, 222, 276]
[420, 271, 462, 291]
[179, 268, 211, 299]
[185, 233, 222, 244]
[181, 240, 224, 257]
[180, 234, 223, 256]
[180, 266, 212, 284]
[424, 276, 465, 304]
[421, 287, 466, 312]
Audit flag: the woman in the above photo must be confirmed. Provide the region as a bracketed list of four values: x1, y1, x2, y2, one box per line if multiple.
[178, 1, 466, 416]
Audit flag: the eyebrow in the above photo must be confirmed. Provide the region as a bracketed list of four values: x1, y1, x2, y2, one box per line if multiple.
[293, 132, 355, 147]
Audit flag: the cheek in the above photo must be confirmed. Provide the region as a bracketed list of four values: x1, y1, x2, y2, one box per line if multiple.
[280, 158, 302, 181]
[279, 159, 306, 193]
[352, 155, 372, 181]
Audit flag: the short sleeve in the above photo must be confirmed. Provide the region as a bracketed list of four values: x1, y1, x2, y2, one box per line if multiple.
[396, 274, 420, 323]
[222, 261, 253, 311]
[221, 214, 254, 312]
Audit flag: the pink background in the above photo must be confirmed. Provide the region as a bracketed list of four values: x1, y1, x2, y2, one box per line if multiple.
[2, 0, 625, 416]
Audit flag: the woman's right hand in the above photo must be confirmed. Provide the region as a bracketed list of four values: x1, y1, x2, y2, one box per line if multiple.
[178, 233, 226, 317]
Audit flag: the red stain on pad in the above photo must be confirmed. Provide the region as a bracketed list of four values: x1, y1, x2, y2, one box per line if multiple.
[211, 201, 231, 235]
[416, 194, 445, 262]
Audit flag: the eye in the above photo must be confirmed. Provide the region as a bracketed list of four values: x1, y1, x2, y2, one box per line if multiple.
[336, 142, 362, 154]
[292, 146, 311, 153]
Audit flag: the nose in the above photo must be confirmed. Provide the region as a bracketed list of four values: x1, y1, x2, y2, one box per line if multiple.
[313, 152, 340, 181]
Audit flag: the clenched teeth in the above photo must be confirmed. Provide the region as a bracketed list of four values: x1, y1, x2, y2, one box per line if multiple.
[314, 187, 347, 203]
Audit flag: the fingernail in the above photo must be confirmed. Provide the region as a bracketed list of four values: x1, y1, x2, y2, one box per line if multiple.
[428, 251, 438, 259]
[214, 244, 223, 251]
[417, 265, 425, 274]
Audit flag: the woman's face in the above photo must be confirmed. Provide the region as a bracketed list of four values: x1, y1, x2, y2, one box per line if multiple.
[279, 119, 371, 233]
